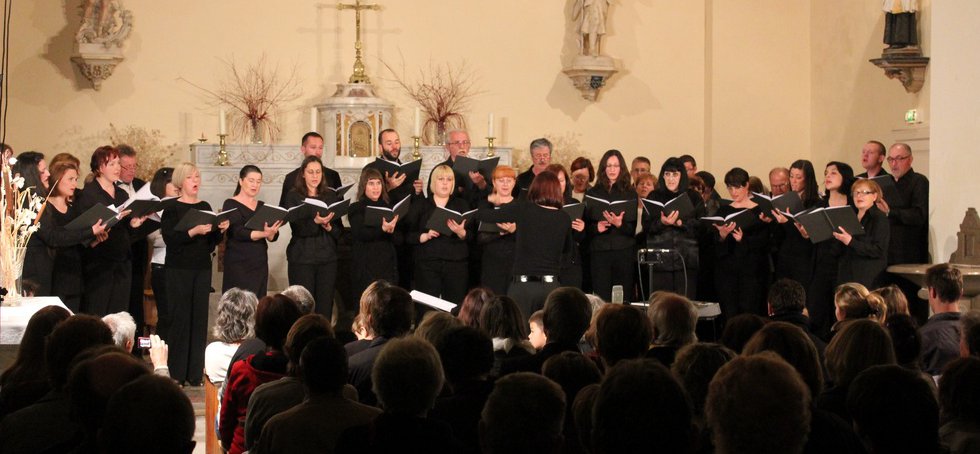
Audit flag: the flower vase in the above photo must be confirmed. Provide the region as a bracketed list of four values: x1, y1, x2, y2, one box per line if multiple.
[249, 120, 264, 144]
[436, 120, 448, 146]
[0, 246, 26, 306]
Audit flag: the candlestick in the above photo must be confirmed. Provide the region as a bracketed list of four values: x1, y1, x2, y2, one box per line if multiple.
[310, 107, 318, 132]
[412, 135, 421, 160]
[219, 109, 227, 135]
[414, 107, 421, 137]
[487, 113, 494, 138]
[486, 136, 496, 158]
[216, 134, 230, 166]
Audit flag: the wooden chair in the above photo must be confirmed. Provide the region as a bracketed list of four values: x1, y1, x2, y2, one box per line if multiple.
[204, 373, 223, 454]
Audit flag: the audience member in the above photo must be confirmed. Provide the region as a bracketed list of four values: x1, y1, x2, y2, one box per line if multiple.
[207, 288, 258, 388]
[528, 309, 547, 350]
[937, 357, 980, 454]
[967, 324, 980, 358]
[501, 287, 592, 374]
[66, 348, 150, 452]
[594, 304, 652, 368]
[819, 319, 896, 423]
[767, 278, 827, 357]
[847, 364, 942, 454]
[480, 296, 535, 376]
[430, 325, 496, 454]
[961, 310, 980, 358]
[706, 352, 811, 454]
[0, 305, 71, 418]
[479, 372, 566, 454]
[99, 374, 196, 454]
[921, 263, 964, 376]
[671, 342, 736, 420]
[458, 286, 493, 328]
[346, 280, 392, 356]
[255, 337, 380, 454]
[542, 351, 601, 454]
[347, 285, 414, 405]
[101, 311, 137, 351]
[645, 291, 698, 367]
[415, 311, 462, 348]
[884, 313, 934, 386]
[718, 313, 766, 353]
[281, 284, 316, 314]
[832, 282, 887, 332]
[872, 283, 909, 316]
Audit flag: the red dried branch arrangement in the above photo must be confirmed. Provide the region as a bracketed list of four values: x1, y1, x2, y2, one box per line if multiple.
[179, 55, 301, 143]
[382, 58, 482, 145]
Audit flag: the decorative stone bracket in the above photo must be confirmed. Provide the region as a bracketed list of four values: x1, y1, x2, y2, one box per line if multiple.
[870, 54, 930, 94]
[563, 55, 618, 101]
[71, 44, 124, 91]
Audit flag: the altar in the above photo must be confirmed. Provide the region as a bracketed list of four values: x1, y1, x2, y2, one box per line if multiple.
[194, 142, 512, 294]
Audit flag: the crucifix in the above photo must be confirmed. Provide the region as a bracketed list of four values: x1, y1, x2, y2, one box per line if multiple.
[337, 0, 381, 84]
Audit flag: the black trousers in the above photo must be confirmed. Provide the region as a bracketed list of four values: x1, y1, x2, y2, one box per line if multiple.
[288, 261, 337, 322]
[715, 261, 766, 323]
[151, 264, 169, 336]
[82, 259, 132, 316]
[508, 280, 559, 323]
[415, 258, 468, 306]
[165, 267, 211, 384]
[649, 269, 698, 300]
[590, 248, 635, 302]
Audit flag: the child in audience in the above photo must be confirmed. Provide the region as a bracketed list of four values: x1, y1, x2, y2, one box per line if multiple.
[529, 310, 547, 350]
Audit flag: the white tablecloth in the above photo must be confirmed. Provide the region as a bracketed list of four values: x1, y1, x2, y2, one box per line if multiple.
[0, 297, 71, 345]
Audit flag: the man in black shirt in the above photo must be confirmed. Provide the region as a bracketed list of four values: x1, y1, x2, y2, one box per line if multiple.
[278, 132, 342, 206]
[427, 129, 489, 207]
[516, 138, 553, 195]
[857, 140, 889, 178]
[362, 129, 422, 202]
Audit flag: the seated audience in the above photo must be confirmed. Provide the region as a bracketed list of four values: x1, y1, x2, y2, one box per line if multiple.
[671, 342, 736, 452]
[938, 357, 980, 454]
[921, 263, 964, 376]
[542, 351, 602, 454]
[346, 280, 392, 357]
[208, 288, 259, 384]
[430, 325, 496, 454]
[66, 348, 150, 452]
[706, 352, 811, 454]
[479, 372, 566, 454]
[818, 319, 896, 423]
[102, 311, 137, 352]
[832, 282, 887, 333]
[594, 304, 652, 368]
[767, 279, 826, 358]
[281, 284, 316, 314]
[500, 287, 592, 375]
[256, 337, 380, 454]
[100, 374, 196, 454]
[220, 294, 303, 454]
[337, 337, 458, 452]
[479, 296, 535, 377]
[457, 286, 494, 327]
[592, 359, 694, 454]
[646, 291, 698, 367]
[0, 305, 71, 418]
[847, 365, 943, 454]
[885, 313, 934, 387]
[528, 309, 547, 350]
[718, 313, 767, 353]
[961, 310, 980, 358]
[415, 311, 462, 348]
[347, 285, 414, 406]
[872, 283, 910, 316]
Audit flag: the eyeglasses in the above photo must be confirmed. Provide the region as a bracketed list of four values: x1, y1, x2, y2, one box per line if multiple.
[449, 141, 471, 146]
[886, 155, 911, 163]
[853, 190, 875, 196]
[771, 183, 789, 189]
[121, 164, 139, 171]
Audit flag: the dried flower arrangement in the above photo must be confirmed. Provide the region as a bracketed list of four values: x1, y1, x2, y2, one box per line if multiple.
[180, 55, 301, 144]
[55, 124, 182, 183]
[513, 131, 584, 170]
[382, 58, 482, 145]
[1, 157, 45, 305]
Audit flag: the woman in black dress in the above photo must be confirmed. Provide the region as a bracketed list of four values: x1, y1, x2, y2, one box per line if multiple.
[477, 165, 518, 295]
[643, 157, 706, 299]
[713, 168, 771, 321]
[586, 149, 637, 302]
[348, 167, 401, 301]
[75, 146, 155, 316]
[770, 159, 821, 289]
[283, 156, 344, 320]
[161, 162, 229, 385]
[834, 179, 890, 290]
[146, 168, 176, 336]
[222, 165, 281, 297]
[801, 161, 854, 340]
[547, 163, 586, 289]
[406, 164, 471, 305]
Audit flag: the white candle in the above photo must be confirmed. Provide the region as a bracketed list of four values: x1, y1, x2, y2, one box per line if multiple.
[310, 107, 318, 132]
[219, 108, 227, 135]
[413, 107, 421, 137]
[487, 113, 495, 137]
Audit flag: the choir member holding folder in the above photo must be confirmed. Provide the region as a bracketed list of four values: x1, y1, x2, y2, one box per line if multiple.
[585, 149, 637, 302]
[24, 161, 107, 311]
[75, 145, 156, 316]
[800, 161, 854, 339]
[161, 162, 229, 386]
[769, 160, 821, 288]
[548, 163, 586, 289]
[146, 167, 175, 341]
[348, 168, 403, 302]
[642, 157, 706, 299]
[476, 165, 518, 295]
[221, 165, 281, 297]
[407, 164, 473, 306]
[712, 167, 771, 321]
[834, 179, 890, 289]
[283, 156, 344, 321]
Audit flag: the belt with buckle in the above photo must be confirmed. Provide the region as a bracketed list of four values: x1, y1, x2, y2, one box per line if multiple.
[513, 275, 558, 283]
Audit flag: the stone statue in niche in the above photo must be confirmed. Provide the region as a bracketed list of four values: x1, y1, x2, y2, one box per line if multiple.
[882, 0, 918, 50]
[573, 0, 611, 57]
[77, 0, 133, 48]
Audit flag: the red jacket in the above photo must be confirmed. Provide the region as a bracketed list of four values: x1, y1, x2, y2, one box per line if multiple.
[219, 352, 287, 454]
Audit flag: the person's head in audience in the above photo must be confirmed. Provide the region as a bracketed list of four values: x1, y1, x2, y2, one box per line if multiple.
[372, 337, 443, 416]
[647, 291, 698, 348]
[212, 287, 258, 344]
[595, 304, 652, 367]
[679, 154, 698, 178]
[281, 285, 316, 314]
[542, 287, 593, 346]
[825, 319, 896, 390]
[101, 312, 136, 352]
[542, 352, 601, 414]
[926, 263, 964, 312]
[364, 285, 413, 339]
[415, 311, 461, 348]
[99, 374, 196, 454]
[255, 294, 303, 352]
[356, 280, 393, 337]
[706, 352, 811, 454]
[967, 324, 980, 358]
[887, 142, 915, 179]
[872, 284, 909, 316]
[719, 314, 766, 354]
[480, 372, 566, 454]
[593, 359, 693, 453]
[46, 315, 114, 391]
[847, 364, 941, 454]
[671, 343, 737, 419]
[938, 357, 980, 425]
[479, 295, 528, 342]
[959, 309, 980, 358]
[861, 140, 887, 175]
[284, 314, 333, 377]
[767, 278, 806, 317]
[768, 167, 790, 196]
[0, 305, 70, 386]
[884, 313, 924, 371]
[834, 282, 886, 324]
[352, 313, 368, 340]
[68, 348, 149, 444]
[301, 337, 349, 398]
[528, 310, 547, 350]
[435, 325, 493, 388]
[458, 286, 494, 328]
[742, 322, 823, 399]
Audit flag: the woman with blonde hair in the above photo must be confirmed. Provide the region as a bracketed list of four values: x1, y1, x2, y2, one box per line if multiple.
[834, 179, 890, 289]
[833, 282, 888, 331]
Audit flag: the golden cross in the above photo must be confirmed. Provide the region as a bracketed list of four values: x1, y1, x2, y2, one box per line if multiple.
[337, 0, 381, 84]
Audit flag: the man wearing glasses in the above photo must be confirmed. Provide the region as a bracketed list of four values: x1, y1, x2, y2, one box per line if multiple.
[768, 167, 790, 196]
[881, 142, 930, 324]
[428, 129, 489, 207]
[516, 138, 553, 195]
[118, 144, 150, 349]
